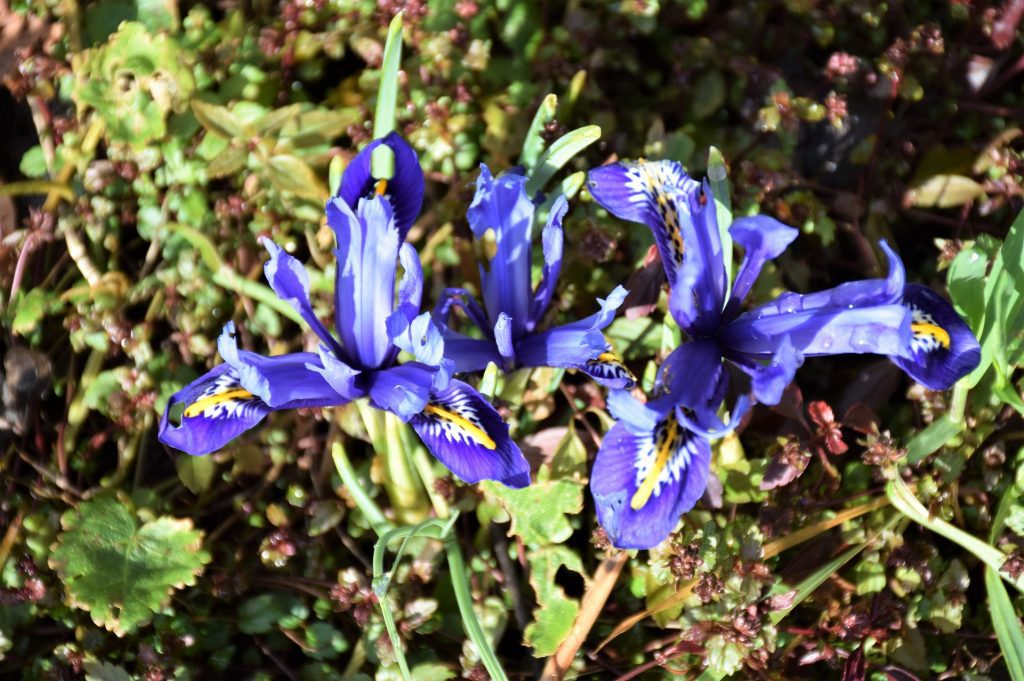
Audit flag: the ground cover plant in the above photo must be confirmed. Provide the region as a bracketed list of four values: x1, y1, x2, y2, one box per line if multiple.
[1, 0, 1024, 679]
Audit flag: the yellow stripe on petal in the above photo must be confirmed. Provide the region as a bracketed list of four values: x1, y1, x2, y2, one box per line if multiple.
[424, 404, 497, 450]
[375, 179, 388, 196]
[630, 418, 678, 510]
[911, 322, 951, 350]
[183, 389, 255, 418]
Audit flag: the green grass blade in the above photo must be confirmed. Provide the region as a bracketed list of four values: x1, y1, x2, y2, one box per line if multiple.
[520, 93, 558, 169]
[372, 12, 403, 179]
[525, 125, 601, 197]
[988, 466, 1024, 681]
[987, 567, 1024, 681]
[445, 533, 509, 681]
[768, 542, 868, 626]
[905, 415, 963, 464]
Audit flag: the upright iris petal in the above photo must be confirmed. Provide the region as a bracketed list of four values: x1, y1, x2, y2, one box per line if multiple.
[587, 160, 694, 285]
[160, 134, 529, 489]
[327, 195, 400, 370]
[435, 164, 636, 390]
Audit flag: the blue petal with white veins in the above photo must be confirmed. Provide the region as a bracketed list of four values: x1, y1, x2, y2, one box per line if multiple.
[891, 284, 981, 390]
[410, 379, 531, 488]
[591, 414, 711, 549]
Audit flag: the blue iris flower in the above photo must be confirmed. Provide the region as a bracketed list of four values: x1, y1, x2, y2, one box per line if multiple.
[434, 165, 636, 389]
[159, 134, 531, 488]
[585, 159, 981, 548]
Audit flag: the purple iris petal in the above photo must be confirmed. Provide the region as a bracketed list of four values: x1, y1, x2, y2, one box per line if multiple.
[727, 335, 804, 406]
[891, 284, 981, 390]
[337, 132, 424, 240]
[587, 160, 695, 288]
[530, 196, 568, 330]
[327, 195, 400, 370]
[391, 242, 424, 334]
[437, 331, 504, 373]
[667, 180, 727, 336]
[590, 416, 711, 549]
[260, 238, 343, 357]
[654, 339, 726, 411]
[493, 313, 516, 367]
[721, 243, 913, 360]
[217, 323, 347, 408]
[468, 165, 536, 337]
[387, 311, 445, 368]
[410, 379, 531, 488]
[434, 287, 492, 337]
[159, 362, 346, 457]
[577, 355, 638, 390]
[313, 344, 366, 401]
[367, 362, 436, 421]
[724, 215, 799, 317]
[513, 286, 627, 372]
[722, 298, 912, 359]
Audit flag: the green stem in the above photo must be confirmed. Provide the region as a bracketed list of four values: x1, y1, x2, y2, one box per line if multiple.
[444, 533, 509, 681]
[331, 440, 392, 534]
[372, 519, 452, 680]
[949, 381, 969, 423]
[887, 476, 1024, 594]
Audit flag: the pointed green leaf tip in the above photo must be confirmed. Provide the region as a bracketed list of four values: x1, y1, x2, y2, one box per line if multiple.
[371, 12, 404, 180]
[49, 496, 211, 636]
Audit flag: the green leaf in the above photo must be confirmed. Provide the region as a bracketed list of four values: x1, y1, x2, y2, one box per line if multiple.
[708, 146, 733, 285]
[947, 243, 990, 330]
[987, 567, 1024, 681]
[206, 145, 248, 179]
[372, 12, 404, 179]
[525, 125, 601, 197]
[84, 661, 132, 681]
[523, 545, 583, 656]
[192, 100, 250, 139]
[266, 154, 327, 201]
[481, 478, 583, 546]
[49, 496, 210, 635]
[691, 71, 727, 120]
[287, 109, 359, 147]
[168, 223, 224, 270]
[134, 0, 178, 32]
[768, 539, 875, 625]
[238, 591, 308, 634]
[548, 424, 588, 480]
[705, 635, 746, 677]
[520, 93, 558, 169]
[18, 146, 47, 178]
[11, 288, 61, 336]
[605, 316, 665, 361]
[968, 207, 1024, 387]
[905, 174, 986, 208]
[987, 465, 1024, 681]
[905, 415, 963, 464]
[176, 455, 217, 494]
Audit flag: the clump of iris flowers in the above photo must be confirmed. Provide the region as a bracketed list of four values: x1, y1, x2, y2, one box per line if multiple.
[586, 158, 981, 548]
[434, 165, 636, 389]
[159, 134, 531, 488]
